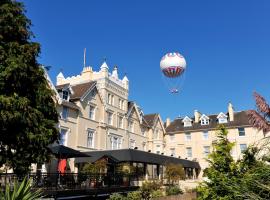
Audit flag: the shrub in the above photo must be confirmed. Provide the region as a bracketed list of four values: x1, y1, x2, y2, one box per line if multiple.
[164, 163, 185, 185]
[0, 177, 42, 200]
[127, 191, 141, 200]
[166, 185, 183, 196]
[108, 193, 126, 200]
[140, 181, 162, 200]
[151, 190, 164, 198]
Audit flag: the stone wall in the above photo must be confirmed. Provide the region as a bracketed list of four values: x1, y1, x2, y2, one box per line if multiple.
[154, 193, 197, 200]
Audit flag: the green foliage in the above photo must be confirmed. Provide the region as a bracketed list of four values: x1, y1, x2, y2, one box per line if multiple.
[0, 177, 42, 200]
[116, 163, 136, 174]
[140, 181, 162, 200]
[164, 163, 185, 185]
[0, 0, 59, 175]
[151, 190, 164, 198]
[108, 193, 126, 200]
[197, 126, 270, 200]
[166, 185, 183, 196]
[197, 125, 240, 200]
[126, 191, 142, 200]
[81, 160, 107, 174]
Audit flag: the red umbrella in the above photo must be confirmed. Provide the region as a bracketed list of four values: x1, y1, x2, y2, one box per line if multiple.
[58, 159, 67, 174]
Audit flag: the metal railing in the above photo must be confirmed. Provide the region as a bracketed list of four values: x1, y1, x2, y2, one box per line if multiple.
[0, 172, 141, 191]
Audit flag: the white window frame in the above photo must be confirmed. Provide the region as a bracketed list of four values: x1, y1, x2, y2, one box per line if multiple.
[154, 129, 159, 139]
[170, 134, 175, 142]
[201, 118, 209, 125]
[185, 132, 191, 141]
[110, 135, 122, 150]
[59, 128, 68, 146]
[130, 139, 136, 149]
[118, 116, 124, 128]
[62, 106, 69, 120]
[156, 145, 161, 154]
[62, 90, 69, 101]
[240, 144, 247, 153]
[142, 142, 147, 151]
[238, 128, 246, 137]
[87, 129, 95, 148]
[128, 120, 134, 132]
[170, 148, 175, 156]
[203, 131, 209, 140]
[186, 147, 192, 158]
[107, 112, 113, 126]
[203, 146, 210, 156]
[89, 105, 95, 120]
[141, 128, 146, 136]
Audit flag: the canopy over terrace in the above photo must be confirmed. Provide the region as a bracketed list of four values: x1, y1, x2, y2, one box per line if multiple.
[75, 149, 200, 180]
[75, 149, 200, 169]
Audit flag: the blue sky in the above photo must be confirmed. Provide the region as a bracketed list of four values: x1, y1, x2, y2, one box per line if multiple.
[22, 0, 270, 120]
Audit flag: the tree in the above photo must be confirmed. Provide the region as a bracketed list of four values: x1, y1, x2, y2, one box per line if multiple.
[164, 163, 185, 185]
[248, 92, 270, 136]
[0, 0, 59, 175]
[197, 125, 240, 200]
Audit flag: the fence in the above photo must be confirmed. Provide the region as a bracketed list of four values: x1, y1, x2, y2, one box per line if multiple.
[0, 172, 140, 191]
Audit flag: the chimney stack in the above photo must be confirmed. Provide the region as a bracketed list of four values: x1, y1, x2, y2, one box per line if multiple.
[228, 102, 234, 121]
[194, 110, 201, 123]
[166, 118, 171, 127]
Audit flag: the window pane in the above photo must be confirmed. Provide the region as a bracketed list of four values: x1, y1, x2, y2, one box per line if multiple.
[62, 106, 68, 119]
[89, 106, 95, 120]
[204, 146, 210, 156]
[60, 129, 67, 146]
[240, 144, 247, 153]
[185, 133, 191, 141]
[87, 129, 94, 148]
[203, 131, 209, 140]
[238, 128, 245, 136]
[186, 147, 192, 158]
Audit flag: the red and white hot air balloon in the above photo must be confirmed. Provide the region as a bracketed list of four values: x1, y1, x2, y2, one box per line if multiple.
[160, 52, 187, 93]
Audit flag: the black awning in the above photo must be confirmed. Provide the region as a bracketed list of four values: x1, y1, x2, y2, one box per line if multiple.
[75, 149, 200, 169]
[48, 144, 89, 158]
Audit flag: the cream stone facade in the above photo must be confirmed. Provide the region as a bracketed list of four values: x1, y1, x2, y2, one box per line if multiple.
[165, 103, 266, 176]
[52, 62, 166, 172]
[48, 60, 266, 178]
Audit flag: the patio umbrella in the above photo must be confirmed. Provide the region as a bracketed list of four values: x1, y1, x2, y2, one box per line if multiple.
[48, 144, 90, 158]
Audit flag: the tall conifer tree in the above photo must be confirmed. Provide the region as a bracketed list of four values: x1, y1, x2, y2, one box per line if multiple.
[0, 0, 59, 174]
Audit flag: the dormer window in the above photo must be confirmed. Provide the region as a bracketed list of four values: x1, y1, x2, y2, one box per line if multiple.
[182, 116, 192, 127]
[62, 90, 69, 100]
[217, 112, 228, 124]
[200, 114, 209, 125]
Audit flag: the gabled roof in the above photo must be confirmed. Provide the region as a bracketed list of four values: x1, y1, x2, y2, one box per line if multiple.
[143, 114, 158, 127]
[69, 81, 96, 100]
[55, 83, 70, 90]
[127, 101, 143, 123]
[166, 111, 252, 133]
[182, 116, 192, 122]
[217, 112, 228, 119]
[200, 114, 209, 120]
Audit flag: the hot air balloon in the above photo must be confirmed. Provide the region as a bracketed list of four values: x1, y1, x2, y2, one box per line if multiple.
[160, 52, 187, 93]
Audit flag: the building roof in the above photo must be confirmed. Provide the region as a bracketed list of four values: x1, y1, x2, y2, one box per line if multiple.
[143, 114, 158, 127]
[70, 81, 96, 100]
[75, 149, 200, 169]
[55, 83, 70, 90]
[166, 111, 252, 133]
[61, 101, 80, 110]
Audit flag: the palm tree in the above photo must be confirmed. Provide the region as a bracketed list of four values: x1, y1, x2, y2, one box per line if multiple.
[248, 92, 270, 137]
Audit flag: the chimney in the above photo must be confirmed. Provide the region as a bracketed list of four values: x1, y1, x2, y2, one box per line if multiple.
[228, 102, 234, 121]
[194, 110, 201, 123]
[166, 118, 171, 127]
